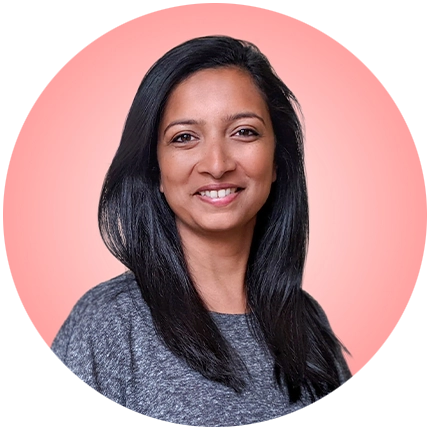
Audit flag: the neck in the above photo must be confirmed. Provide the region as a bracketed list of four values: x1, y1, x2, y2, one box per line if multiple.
[178, 223, 255, 314]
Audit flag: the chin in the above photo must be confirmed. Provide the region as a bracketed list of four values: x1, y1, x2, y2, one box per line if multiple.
[199, 224, 240, 234]
[175, 211, 258, 237]
[195, 217, 256, 236]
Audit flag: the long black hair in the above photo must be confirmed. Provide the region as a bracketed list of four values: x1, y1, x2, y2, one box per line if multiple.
[99, 35, 349, 402]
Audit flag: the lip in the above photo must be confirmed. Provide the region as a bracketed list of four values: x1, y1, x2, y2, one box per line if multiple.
[195, 190, 241, 207]
[194, 183, 243, 193]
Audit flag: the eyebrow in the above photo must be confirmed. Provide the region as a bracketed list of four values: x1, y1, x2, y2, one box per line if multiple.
[162, 112, 266, 136]
[223, 112, 266, 125]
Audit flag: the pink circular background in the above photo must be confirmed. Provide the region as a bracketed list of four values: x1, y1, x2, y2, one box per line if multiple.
[3, 4, 426, 376]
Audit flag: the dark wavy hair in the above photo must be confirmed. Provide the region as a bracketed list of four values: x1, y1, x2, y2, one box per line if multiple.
[99, 35, 348, 402]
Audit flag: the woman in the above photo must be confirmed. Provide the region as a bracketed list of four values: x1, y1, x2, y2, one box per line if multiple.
[52, 35, 351, 426]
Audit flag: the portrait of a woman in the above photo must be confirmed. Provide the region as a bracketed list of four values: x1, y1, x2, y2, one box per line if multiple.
[52, 35, 351, 426]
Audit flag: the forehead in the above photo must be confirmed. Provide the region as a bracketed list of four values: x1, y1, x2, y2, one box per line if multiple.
[161, 67, 269, 122]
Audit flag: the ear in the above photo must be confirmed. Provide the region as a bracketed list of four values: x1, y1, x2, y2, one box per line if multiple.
[159, 182, 164, 193]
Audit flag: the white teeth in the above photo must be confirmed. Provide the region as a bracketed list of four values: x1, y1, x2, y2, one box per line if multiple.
[198, 188, 238, 199]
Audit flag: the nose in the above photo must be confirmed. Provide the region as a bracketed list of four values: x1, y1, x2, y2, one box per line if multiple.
[196, 138, 236, 179]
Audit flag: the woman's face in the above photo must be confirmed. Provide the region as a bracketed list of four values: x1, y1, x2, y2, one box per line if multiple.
[157, 67, 276, 237]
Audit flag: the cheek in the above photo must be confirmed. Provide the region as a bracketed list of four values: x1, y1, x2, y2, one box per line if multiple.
[248, 147, 276, 183]
[159, 152, 197, 188]
[158, 165, 190, 202]
[159, 171, 174, 195]
[158, 153, 179, 194]
[158, 164, 165, 193]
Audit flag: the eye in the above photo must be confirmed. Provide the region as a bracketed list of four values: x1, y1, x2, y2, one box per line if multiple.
[234, 128, 259, 138]
[172, 133, 197, 143]
[172, 133, 195, 143]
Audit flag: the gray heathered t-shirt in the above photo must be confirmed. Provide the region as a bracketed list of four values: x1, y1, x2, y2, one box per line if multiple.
[52, 272, 351, 427]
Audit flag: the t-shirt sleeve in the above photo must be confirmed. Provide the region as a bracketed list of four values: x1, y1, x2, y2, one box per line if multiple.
[30, 289, 130, 427]
[51, 288, 130, 406]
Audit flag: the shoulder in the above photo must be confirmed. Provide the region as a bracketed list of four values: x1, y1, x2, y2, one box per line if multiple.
[66, 271, 144, 320]
[74, 271, 139, 306]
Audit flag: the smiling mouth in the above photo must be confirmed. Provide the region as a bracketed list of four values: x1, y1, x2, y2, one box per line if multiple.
[196, 187, 243, 199]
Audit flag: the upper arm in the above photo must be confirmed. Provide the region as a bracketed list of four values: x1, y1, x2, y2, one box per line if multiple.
[51, 289, 131, 405]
